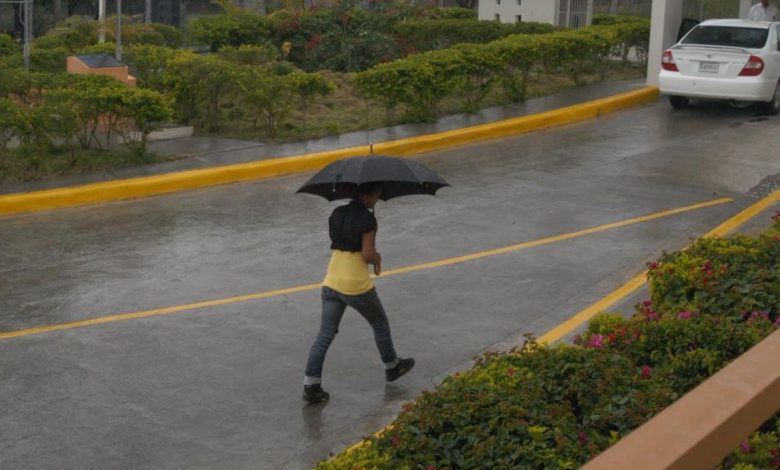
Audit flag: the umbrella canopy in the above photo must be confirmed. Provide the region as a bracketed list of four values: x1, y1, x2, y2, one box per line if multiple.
[296, 155, 450, 201]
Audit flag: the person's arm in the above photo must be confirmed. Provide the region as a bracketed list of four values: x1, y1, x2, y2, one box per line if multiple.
[362, 231, 382, 276]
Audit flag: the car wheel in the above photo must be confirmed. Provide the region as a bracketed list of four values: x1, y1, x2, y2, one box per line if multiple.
[757, 82, 780, 116]
[669, 96, 689, 110]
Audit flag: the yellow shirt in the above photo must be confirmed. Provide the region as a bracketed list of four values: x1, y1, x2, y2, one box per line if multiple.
[322, 250, 374, 295]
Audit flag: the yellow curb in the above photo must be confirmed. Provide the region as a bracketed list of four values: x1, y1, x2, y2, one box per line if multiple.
[0, 86, 659, 217]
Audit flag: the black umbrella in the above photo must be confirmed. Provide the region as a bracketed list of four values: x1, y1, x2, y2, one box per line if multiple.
[296, 155, 450, 201]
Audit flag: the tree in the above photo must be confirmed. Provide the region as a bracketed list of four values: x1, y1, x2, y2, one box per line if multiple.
[0, 98, 19, 166]
[116, 88, 171, 155]
[236, 66, 293, 134]
[36, 90, 81, 163]
[288, 72, 335, 130]
[452, 43, 502, 112]
[166, 54, 239, 131]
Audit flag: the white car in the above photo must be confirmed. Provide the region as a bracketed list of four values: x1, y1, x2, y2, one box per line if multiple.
[659, 19, 780, 115]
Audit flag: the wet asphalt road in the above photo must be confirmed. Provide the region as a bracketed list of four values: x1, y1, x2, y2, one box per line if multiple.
[2, 99, 780, 469]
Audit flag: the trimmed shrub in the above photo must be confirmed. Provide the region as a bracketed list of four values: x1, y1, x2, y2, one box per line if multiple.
[0, 33, 18, 57]
[122, 23, 183, 48]
[164, 54, 239, 130]
[451, 43, 503, 112]
[40, 16, 101, 51]
[124, 44, 193, 92]
[648, 233, 780, 321]
[487, 34, 544, 102]
[235, 66, 293, 134]
[287, 72, 335, 130]
[76, 42, 118, 56]
[188, 10, 274, 52]
[114, 87, 171, 154]
[218, 43, 279, 66]
[356, 48, 463, 123]
[30, 47, 69, 74]
[393, 19, 555, 53]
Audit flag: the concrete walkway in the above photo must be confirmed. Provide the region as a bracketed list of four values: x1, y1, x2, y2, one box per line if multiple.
[0, 80, 645, 195]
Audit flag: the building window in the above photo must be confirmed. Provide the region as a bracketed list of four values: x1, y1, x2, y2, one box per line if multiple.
[495, 13, 500, 21]
[559, 0, 590, 29]
[516, 15, 522, 23]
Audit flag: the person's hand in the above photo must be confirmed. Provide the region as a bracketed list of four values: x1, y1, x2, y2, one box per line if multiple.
[373, 254, 382, 276]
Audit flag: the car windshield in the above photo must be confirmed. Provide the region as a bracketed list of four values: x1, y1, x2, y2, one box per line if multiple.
[681, 26, 769, 49]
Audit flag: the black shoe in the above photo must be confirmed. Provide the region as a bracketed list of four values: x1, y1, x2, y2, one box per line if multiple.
[386, 358, 415, 382]
[303, 384, 329, 404]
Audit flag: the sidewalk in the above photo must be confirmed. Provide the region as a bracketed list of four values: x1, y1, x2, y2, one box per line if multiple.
[0, 80, 646, 195]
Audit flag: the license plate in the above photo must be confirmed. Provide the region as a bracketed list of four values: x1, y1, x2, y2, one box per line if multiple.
[699, 61, 719, 73]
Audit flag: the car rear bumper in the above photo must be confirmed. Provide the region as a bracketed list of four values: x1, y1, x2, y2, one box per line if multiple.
[659, 71, 777, 102]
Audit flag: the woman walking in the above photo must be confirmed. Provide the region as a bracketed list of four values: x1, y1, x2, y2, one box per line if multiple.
[303, 183, 414, 404]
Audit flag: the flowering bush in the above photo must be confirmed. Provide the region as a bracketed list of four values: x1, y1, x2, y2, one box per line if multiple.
[648, 229, 780, 322]
[319, 217, 780, 469]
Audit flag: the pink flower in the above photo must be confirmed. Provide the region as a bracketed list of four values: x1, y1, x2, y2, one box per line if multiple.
[578, 432, 588, 444]
[647, 262, 659, 271]
[740, 439, 751, 453]
[585, 335, 605, 349]
[506, 367, 515, 377]
[391, 436, 401, 447]
[642, 300, 653, 307]
[645, 310, 659, 321]
[748, 311, 770, 323]
[572, 334, 583, 345]
[425, 466, 437, 470]
[640, 365, 652, 379]
[677, 311, 693, 320]
[774, 317, 780, 327]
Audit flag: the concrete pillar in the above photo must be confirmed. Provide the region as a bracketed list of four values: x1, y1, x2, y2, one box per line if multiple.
[739, 0, 754, 18]
[646, 0, 682, 86]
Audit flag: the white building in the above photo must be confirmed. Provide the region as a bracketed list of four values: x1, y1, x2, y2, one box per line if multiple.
[478, 0, 594, 28]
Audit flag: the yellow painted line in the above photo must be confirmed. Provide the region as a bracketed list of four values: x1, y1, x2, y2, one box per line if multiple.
[537, 271, 648, 344]
[0, 196, 725, 341]
[334, 188, 780, 463]
[380, 197, 731, 278]
[0, 283, 320, 340]
[0, 87, 659, 217]
[538, 188, 780, 345]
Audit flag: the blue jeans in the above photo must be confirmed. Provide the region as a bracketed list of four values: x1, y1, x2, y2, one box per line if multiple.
[304, 287, 398, 384]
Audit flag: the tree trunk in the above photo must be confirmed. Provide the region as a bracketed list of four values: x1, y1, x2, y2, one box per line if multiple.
[54, 0, 64, 22]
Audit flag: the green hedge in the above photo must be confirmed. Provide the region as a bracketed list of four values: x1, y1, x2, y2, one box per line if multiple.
[392, 19, 556, 53]
[318, 217, 780, 469]
[189, 9, 275, 52]
[356, 18, 650, 122]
